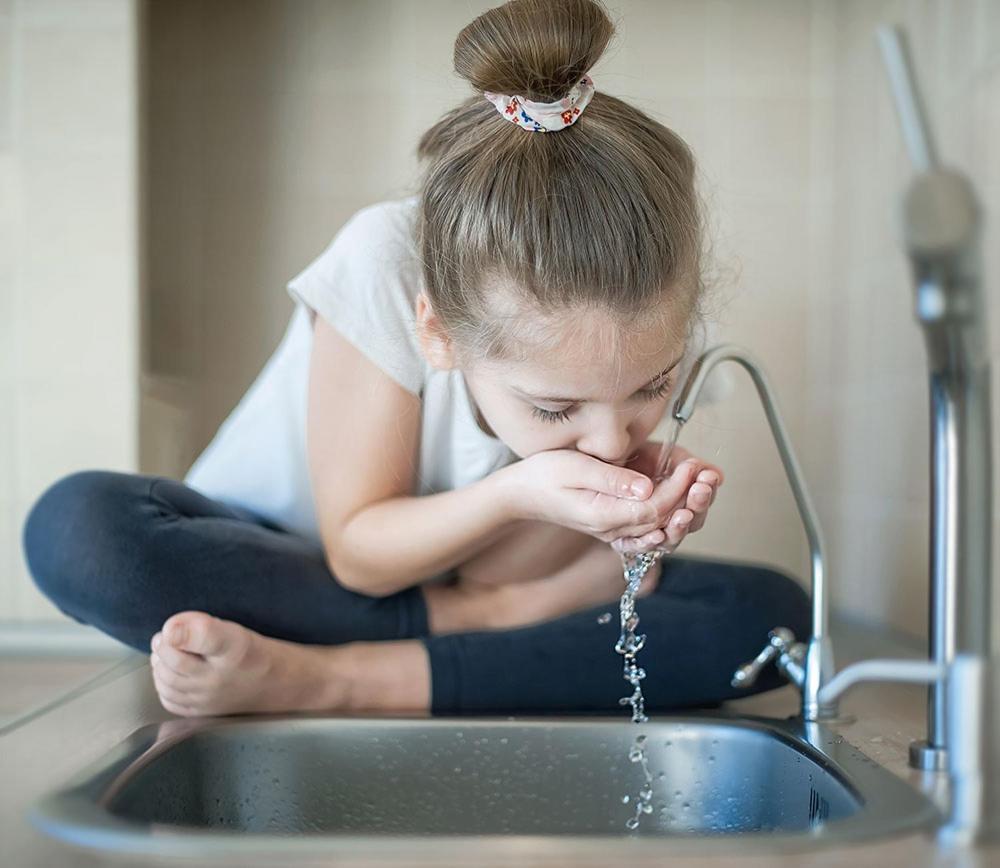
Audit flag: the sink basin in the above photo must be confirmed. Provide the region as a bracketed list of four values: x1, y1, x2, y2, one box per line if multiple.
[31, 713, 939, 858]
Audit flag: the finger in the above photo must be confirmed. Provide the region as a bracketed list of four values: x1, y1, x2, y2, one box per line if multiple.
[690, 477, 723, 532]
[664, 507, 693, 547]
[612, 528, 666, 555]
[597, 459, 704, 537]
[571, 454, 654, 501]
[688, 502, 708, 532]
[600, 470, 699, 538]
[696, 465, 724, 487]
[604, 512, 670, 542]
[685, 481, 714, 515]
[646, 458, 704, 523]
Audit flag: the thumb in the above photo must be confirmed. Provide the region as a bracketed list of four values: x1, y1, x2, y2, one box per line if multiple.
[569, 453, 653, 500]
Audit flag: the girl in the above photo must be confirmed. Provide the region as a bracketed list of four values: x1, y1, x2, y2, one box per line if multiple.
[22, 0, 809, 718]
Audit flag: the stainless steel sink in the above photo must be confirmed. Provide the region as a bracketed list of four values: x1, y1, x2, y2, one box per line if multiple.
[31, 713, 940, 858]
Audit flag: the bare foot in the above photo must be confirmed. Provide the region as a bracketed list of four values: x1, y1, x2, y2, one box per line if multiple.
[149, 611, 357, 717]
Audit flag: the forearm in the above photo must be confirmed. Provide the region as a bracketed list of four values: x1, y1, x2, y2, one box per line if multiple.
[327, 467, 520, 596]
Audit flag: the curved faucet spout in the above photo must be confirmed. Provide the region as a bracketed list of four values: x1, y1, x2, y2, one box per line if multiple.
[670, 344, 835, 720]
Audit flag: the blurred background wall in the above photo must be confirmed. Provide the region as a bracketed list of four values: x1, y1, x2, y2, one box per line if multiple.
[0, 0, 140, 646]
[1, 0, 997, 650]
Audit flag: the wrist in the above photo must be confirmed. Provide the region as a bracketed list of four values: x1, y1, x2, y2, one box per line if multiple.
[487, 461, 531, 522]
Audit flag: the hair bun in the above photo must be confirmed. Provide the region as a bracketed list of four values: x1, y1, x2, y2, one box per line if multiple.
[454, 0, 614, 102]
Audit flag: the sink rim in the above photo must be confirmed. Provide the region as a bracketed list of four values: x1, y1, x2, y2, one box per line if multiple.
[29, 710, 942, 859]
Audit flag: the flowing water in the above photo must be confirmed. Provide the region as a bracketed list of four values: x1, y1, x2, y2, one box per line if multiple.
[624, 733, 655, 829]
[615, 415, 685, 828]
[615, 551, 658, 723]
[614, 414, 684, 723]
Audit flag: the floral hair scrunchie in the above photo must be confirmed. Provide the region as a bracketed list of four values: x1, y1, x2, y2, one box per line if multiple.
[483, 74, 595, 133]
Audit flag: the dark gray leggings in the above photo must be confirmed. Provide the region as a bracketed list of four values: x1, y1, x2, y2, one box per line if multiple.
[21, 470, 810, 715]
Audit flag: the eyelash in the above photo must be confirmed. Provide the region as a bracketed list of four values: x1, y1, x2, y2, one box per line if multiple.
[530, 377, 674, 424]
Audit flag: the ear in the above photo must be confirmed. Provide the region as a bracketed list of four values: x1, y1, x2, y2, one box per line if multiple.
[415, 292, 457, 371]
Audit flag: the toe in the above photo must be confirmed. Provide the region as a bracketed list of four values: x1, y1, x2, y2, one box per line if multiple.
[156, 634, 204, 677]
[158, 693, 197, 717]
[164, 611, 231, 657]
[152, 656, 194, 691]
[153, 673, 193, 704]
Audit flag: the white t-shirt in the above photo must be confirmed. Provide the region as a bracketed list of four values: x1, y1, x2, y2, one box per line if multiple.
[183, 194, 730, 545]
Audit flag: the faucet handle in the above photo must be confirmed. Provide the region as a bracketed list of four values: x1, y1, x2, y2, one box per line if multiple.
[731, 627, 799, 688]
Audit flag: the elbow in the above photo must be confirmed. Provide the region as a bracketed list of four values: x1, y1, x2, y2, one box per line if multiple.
[338, 573, 400, 599]
[322, 548, 402, 598]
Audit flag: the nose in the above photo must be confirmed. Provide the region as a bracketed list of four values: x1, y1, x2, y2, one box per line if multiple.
[575, 412, 634, 466]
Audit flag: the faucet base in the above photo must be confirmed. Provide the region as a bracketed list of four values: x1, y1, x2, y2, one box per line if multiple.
[909, 739, 949, 772]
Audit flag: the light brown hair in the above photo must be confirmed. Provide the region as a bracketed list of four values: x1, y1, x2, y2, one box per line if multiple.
[415, 0, 713, 362]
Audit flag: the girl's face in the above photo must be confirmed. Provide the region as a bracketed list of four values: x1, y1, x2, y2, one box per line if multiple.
[417, 292, 689, 464]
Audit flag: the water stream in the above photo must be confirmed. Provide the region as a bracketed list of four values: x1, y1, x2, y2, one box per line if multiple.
[614, 414, 683, 723]
[615, 415, 685, 829]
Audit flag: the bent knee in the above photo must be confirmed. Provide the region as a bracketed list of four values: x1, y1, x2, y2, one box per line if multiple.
[22, 469, 151, 612]
[737, 563, 811, 639]
[668, 556, 811, 640]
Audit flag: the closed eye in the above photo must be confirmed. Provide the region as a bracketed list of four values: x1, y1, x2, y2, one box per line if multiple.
[530, 376, 674, 423]
[637, 377, 674, 402]
[531, 405, 573, 424]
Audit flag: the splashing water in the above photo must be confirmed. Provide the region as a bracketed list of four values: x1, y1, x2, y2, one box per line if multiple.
[615, 414, 685, 830]
[624, 733, 655, 830]
[615, 551, 657, 723]
[613, 414, 684, 724]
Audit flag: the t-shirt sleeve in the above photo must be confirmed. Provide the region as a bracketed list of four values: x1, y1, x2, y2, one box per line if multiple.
[286, 201, 427, 397]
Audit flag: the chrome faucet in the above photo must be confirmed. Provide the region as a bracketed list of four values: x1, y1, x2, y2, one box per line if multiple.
[666, 343, 840, 720]
[679, 23, 997, 846]
[668, 345, 943, 723]
[876, 24, 997, 845]
[877, 24, 994, 779]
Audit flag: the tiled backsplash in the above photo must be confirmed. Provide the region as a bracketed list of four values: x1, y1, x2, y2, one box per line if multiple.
[1, 0, 997, 644]
[0, 0, 140, 623]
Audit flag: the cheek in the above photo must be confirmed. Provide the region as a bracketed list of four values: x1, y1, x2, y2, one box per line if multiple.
[502, 414, 574, 458]
[473, 392, 565, 456]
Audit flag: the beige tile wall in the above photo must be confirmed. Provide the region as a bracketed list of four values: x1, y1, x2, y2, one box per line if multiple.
[1, 0, 141, 622]
[4, 0, 997, 645]
[799, 0, 1000, 638]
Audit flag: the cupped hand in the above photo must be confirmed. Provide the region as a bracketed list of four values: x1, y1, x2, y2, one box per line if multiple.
[611, 441, 724, 555]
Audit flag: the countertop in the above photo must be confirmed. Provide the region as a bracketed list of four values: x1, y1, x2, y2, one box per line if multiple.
[1, 622, 997, 868]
